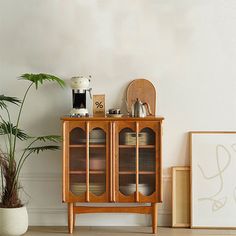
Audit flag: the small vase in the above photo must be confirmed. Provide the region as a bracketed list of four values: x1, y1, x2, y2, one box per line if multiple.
[0, 205, 28, 236]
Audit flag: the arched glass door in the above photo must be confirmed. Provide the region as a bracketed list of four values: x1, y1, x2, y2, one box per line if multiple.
[68, 122, 109, 202]
[139, 127, 156, 196]
[118, 127, 136, 197]
[115, 121, 160, 202]
[89, 128, 106, 197]
[69, 127, 86, 197]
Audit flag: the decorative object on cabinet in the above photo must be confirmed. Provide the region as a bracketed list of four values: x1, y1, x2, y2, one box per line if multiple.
[0, 73, 65, 236]
[126, 79, 156, 116]
[70, 76, 92, 117]
[172, 166, 190, 228]
[108, 108, 121, 114]
[131, 98, 152, 118]
[106, 113, 124, 118]
[61, 116, 164, 234]
[190, 131, 236, 228]
[93, 94, 105, 117]
[107, 108, 123, 117]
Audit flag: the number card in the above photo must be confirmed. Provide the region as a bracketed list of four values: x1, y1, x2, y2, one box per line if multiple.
[93, 94, 105, 117]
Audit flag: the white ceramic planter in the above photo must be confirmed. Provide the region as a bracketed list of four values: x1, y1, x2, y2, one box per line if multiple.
[0, 206, 28, 236]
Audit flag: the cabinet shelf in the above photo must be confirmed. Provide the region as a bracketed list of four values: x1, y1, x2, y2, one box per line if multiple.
[119, 145, 155, 149]
[119, 171, 156, 175]
[70, 144, 106, 148]
[70, 171, 106, 174]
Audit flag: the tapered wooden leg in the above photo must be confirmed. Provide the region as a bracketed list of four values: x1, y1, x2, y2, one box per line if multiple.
[73, 203, 76, 229]
[152, 203, 158, 234]
[68, 203, 74, 234]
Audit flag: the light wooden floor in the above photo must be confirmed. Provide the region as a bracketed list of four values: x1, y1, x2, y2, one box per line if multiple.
[26, 227, 236, 236]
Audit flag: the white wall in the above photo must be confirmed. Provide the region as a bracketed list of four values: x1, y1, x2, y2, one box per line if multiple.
[0, 0, 236, 226]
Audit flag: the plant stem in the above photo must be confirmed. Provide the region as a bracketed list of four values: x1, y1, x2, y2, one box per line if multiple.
[0, 161, 4, 196]
[0, 115, 10, 155]
[10, 137, 38, 199]
[15, 138, 38, 182]
[7, 82, 33, 200]
[15, 151, 32, 184]
[12, 82, 33, 166]
[0, 149, 7, 199]
[6, 109, 13, 162]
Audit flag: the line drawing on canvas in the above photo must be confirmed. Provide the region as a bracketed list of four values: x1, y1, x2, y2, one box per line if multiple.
[198, 145, 231, 211]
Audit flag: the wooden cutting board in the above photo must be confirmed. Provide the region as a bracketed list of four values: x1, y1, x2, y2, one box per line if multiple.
[126, 79, 156, 116]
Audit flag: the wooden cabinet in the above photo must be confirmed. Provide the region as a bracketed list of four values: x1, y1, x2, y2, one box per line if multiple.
[62, 117, 164, 234]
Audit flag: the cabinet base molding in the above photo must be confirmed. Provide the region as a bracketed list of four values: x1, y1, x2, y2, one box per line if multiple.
[68, 203, 158, 234]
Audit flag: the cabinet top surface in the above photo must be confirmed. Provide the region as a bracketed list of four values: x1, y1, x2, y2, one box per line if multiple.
[61, 116, 164, 121]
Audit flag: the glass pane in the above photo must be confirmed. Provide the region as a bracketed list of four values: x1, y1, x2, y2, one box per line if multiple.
[139, 174, 155, 196]
[119, 148, 135, 172]
[89, 128, 106, 196]
[139, 128, 156, 172]
[70, 127, 86, 145]
[89, 148, 106, 171]
[139, 128, 155, 145]
[70, 174, 86, 196]
[119, 128, 136, 167]
[119, 174, 136, 196]
[119, 128, 135, 145]
[119, 128, 136, 196]
[139, 148, 155, 172]
[139, 128, 156, 196]
[119, 128, 155, 146]
[90, 174, 106, 196]
[90, 128, 106, 144]
[70, 147, 86, 171]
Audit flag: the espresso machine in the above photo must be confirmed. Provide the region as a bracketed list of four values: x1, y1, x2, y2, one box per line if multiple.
[70, 76, 92, 117]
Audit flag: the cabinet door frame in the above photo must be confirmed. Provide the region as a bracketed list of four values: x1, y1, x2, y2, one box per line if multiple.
[139, 121, 162, 203]
[114, 121, 136, 202]
[63, 121, 86, 202]
[114, 121, 161, 203]
[63, 121, 110, 203]
[88, 121, 110, 202]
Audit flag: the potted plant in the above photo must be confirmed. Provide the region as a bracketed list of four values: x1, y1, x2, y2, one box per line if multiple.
[0, 73, 65, 236]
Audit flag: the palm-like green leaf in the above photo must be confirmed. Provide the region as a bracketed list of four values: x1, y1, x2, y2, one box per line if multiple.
[0, 95, 21, 109]
[19, 73, 65, 89]
[0, 73, 65, 208]
[26, 145, 60, 154]
[34, 135, 62, 143]
[0, 122, 30, 140]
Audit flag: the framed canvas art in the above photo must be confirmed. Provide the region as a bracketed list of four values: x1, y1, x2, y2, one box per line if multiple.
[190, 132, 236, 228]
[172, 166, 190, 227]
